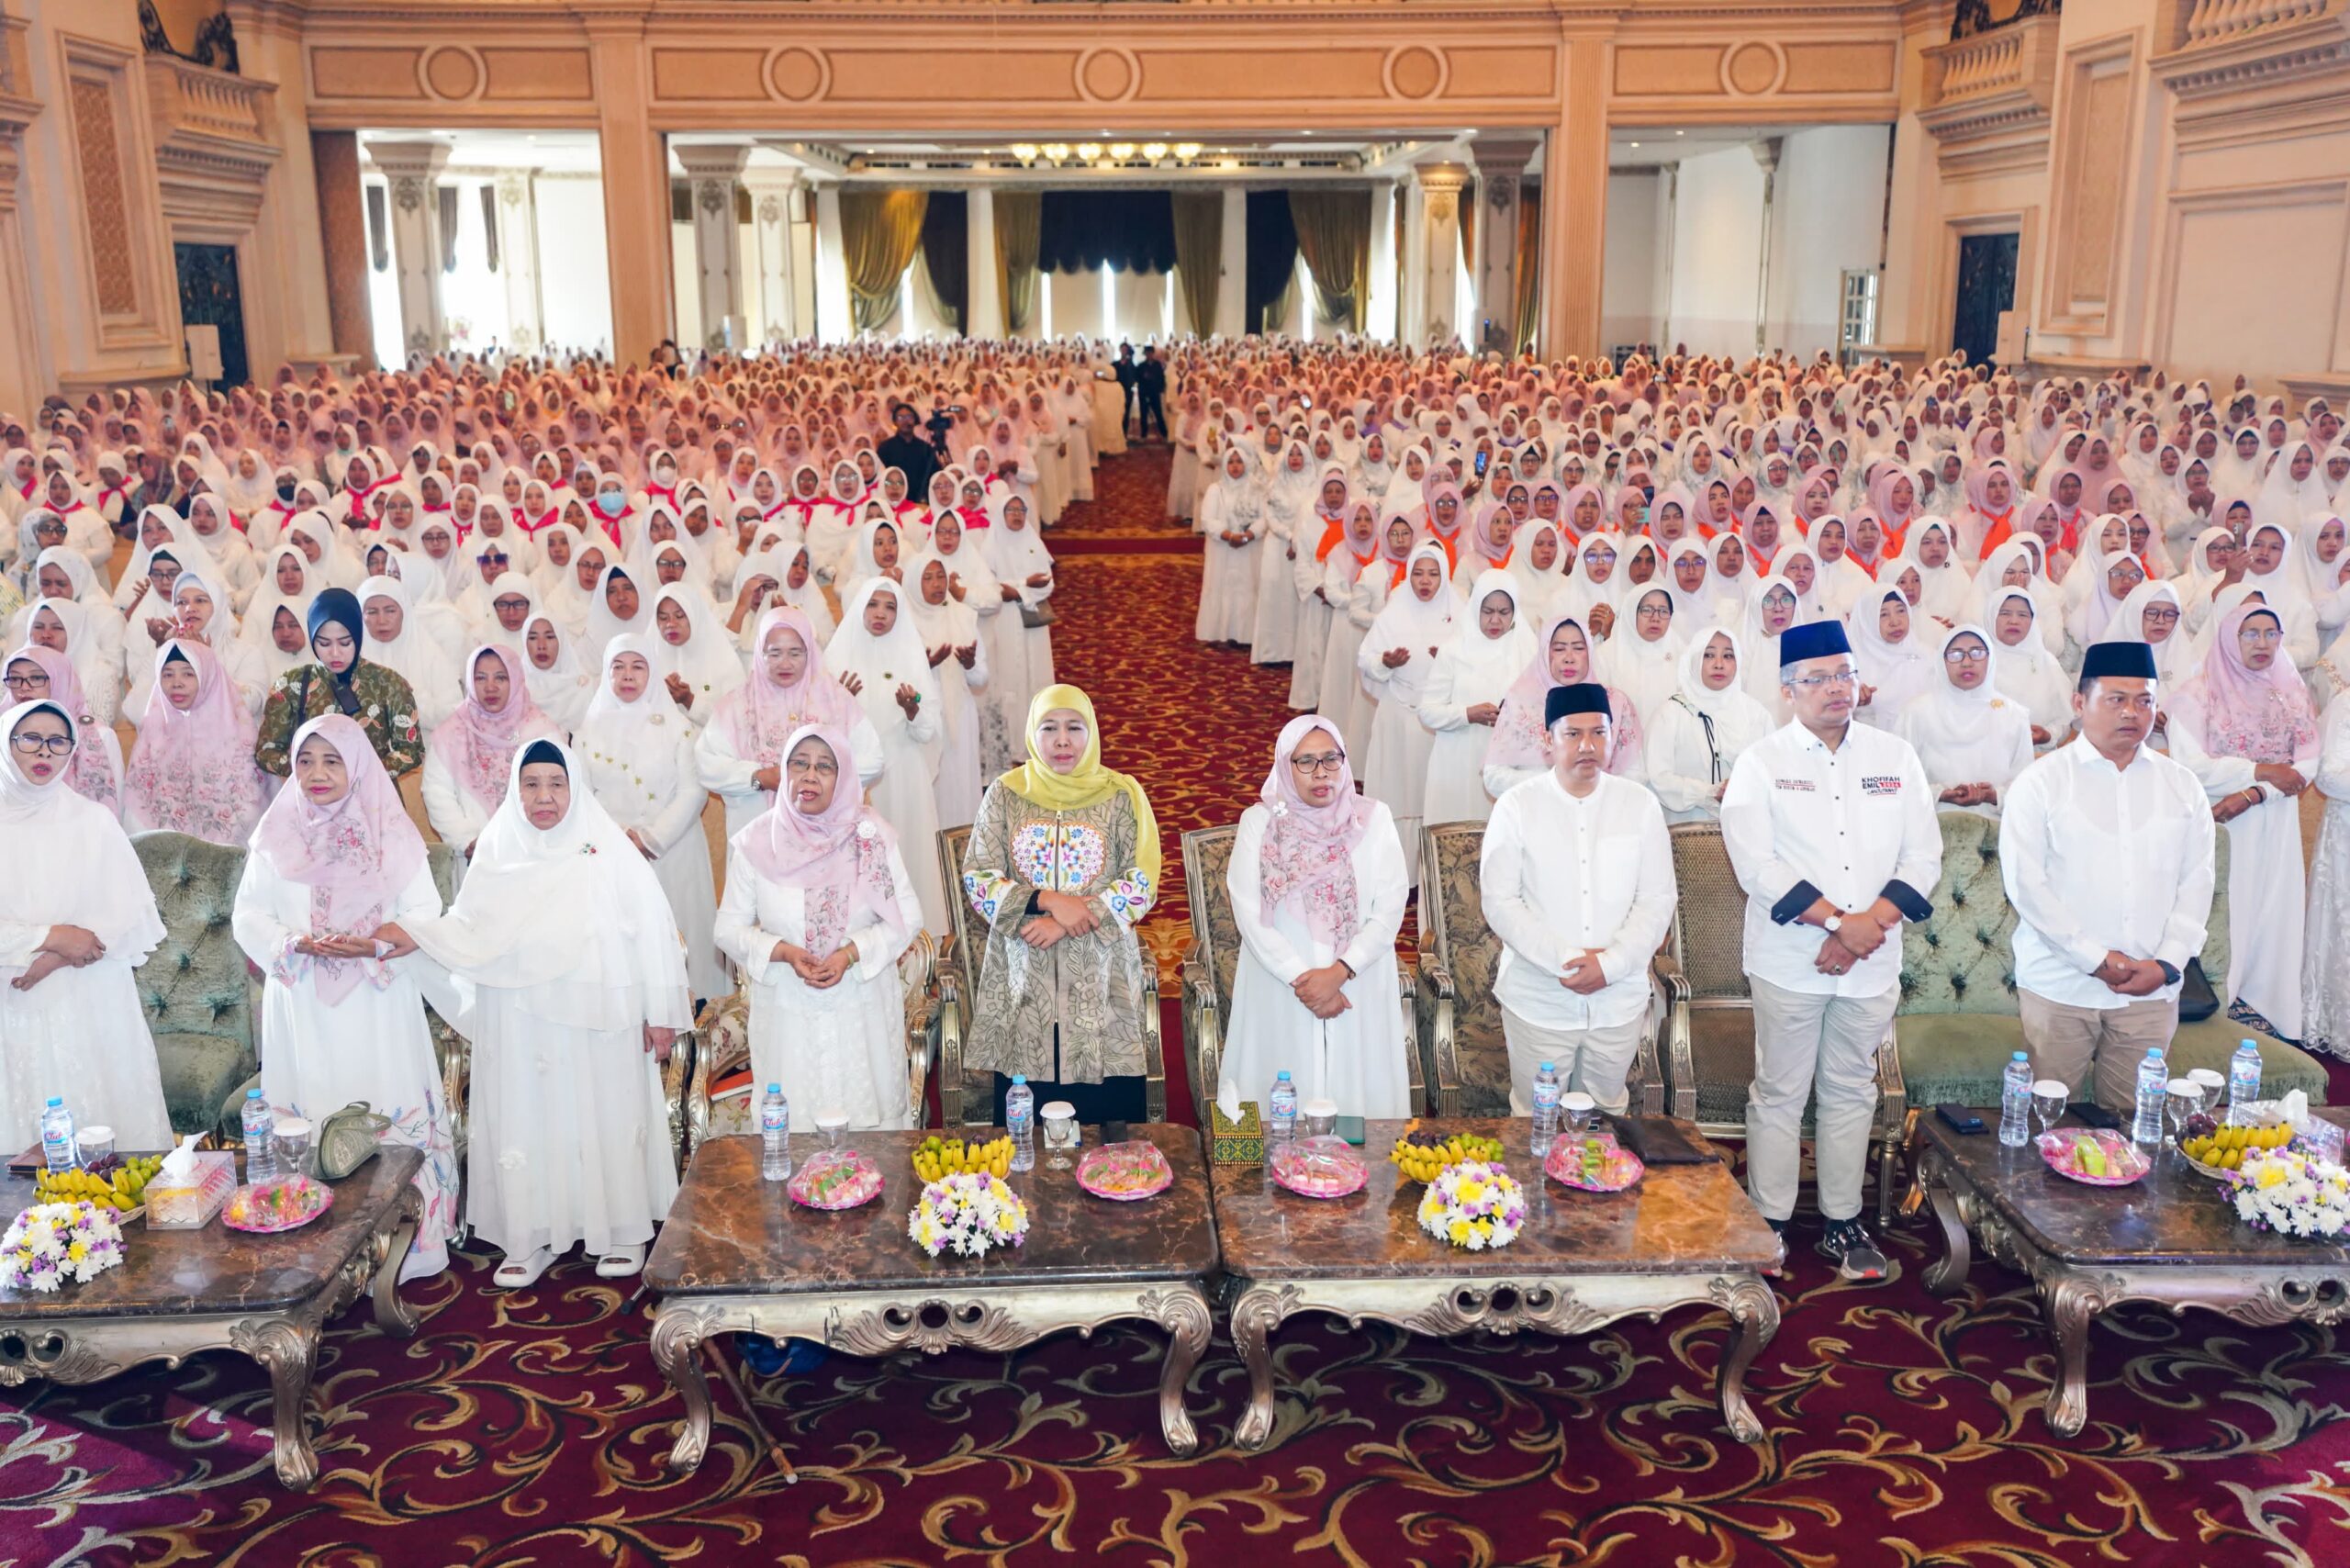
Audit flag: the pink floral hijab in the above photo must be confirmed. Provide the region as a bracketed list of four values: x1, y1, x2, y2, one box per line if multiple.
[250, 713, 428, 1004]
[123, 639, 264, 844]
[1256, 713, 1371, 947]
[726, 604, 861, 767]
[735, 722, 903, 957]
[431, 644, 558, 811]
[2, 643, 117, 811]
[2181, 603, 2319, 763]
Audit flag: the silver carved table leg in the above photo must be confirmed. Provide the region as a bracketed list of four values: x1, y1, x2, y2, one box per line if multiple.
[1919, 1148, 1974, 1297]
[1228, 1273, 1775, 1452]
[653, 1282, 1213, 1472]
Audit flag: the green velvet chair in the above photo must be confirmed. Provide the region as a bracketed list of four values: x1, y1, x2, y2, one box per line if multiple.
[1893, 812, 2325, 1110]
[129, 831, 259, 1139]
[1417, 820, 1665, 1118]
[1177, 824, 1426, 1122]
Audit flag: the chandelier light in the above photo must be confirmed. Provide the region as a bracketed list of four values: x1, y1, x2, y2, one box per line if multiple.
[1076, 142, 1103, 161]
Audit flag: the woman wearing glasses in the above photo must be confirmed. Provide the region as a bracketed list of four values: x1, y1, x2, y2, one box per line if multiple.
[0, 700, 172, 1152]
[1897, 625, 2035, 815]
[1215, 717, 1410, 1121]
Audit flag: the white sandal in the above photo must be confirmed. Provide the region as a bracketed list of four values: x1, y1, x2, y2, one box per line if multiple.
[493, 1247, 555, 1289]
[594, 1244, 645, 1279]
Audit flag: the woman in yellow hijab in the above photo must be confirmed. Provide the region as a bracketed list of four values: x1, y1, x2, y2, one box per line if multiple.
[959, 685, 1161, 1125]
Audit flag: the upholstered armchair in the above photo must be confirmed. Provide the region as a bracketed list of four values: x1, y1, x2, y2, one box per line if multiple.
[933, 824, 1166, 1127]
[1652, 820, 1908, 1219]
[129, 831, 259, 1139]
[1176, 825, 1425, 1122]
[1893, 812, 2323, 1111]
[1417, 821, 1665, 1119]
[680, 930, 941, 1158]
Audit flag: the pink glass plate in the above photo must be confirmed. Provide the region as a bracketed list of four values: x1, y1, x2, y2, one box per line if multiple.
[789, 1150, 884, 1210]
[1270, 1140, 1369, 1199]
[221, 1176, 335, 1233]
[1076, 1141, 1172, 1201]
[2037, 1128, 2151, 1186]
[1545, 1138, 1646, 1193]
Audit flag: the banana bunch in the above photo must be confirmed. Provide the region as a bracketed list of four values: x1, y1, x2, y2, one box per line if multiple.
[1388, 1122, 1506, 1185]
[913, 1134, 1013, 1182]
[35, 1155, 162, 1212]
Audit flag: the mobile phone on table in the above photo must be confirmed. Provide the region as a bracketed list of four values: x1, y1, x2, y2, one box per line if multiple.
[1935, 1103, 1986, 1135]
[1335, 1115, 1366, 1146]
[2070, 1102, 2121, 1131]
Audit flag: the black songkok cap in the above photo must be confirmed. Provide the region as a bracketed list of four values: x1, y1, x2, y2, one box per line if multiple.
[1777, 619, 1852, 669]
[1545, 682, 1613, 728]
[2081, 642, 2158, 681]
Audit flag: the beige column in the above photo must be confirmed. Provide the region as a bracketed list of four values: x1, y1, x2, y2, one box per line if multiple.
[223, 0, 336, 371]
[582, 14, 670, 365]
[741, 165, 800, 345]
[1412, 162, 1470, 347]
[967, 185, 1002, 339]
[1214, 184, 1247, 338]
[1541, 36, 1609, 360]
[366, 140, 448, 363]
[1472, 136, 1539, 353]
[811, 181, 850, 340]
[494, 172, 545, 354]
[675, 142, 749, 353]
[1367, 179, 1399, 340]
[309, 130, 373, 368]
[0, 15, 43, 411]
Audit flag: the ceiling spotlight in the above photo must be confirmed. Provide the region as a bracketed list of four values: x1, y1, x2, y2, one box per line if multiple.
[1676, 129, 1685, 136]
[1109, 142, 1136, 161]
[1042, 143, 1070, 162]
[1143, 142, 1169, 162]
[1219, 156, 1240, 170]
[1174, 142, 1202, 161]
[1629, 141, 1640, 149]
[1011, 143, 1039, 162]
[1076, 142, 1103, 161]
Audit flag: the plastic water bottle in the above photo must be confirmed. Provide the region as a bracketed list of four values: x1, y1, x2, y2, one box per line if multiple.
[1267, 1071, 1299, 1145]
[1530, 1062, 1564, 1156]
[1006, 1075, 1035, 1171]
[1998, 1052, 2033, 1147]
[241, 1089, 277, 1182]
[2228, 1039, 2264, 1126]
[39, 1098, 76, 1174]
[760, 1084, 790, 1182]
[2132, 1048, 2167, 1147]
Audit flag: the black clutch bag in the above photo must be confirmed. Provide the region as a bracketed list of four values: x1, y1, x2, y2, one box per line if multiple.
[2178, 958, 2220, 1023]
[1601, 1114, 1719, 1165]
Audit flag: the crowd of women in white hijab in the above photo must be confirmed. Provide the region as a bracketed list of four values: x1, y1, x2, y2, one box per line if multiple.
[1175, 341, 2350, 1053]
[0, 339, 1131, 1285]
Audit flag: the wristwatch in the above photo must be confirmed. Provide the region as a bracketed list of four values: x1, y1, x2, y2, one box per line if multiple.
[2156, 960, 2182, 986]
[1822, 913, 1844, 934]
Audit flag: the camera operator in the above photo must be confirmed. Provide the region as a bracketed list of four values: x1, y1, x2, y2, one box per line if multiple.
[878, 401, 946, 505]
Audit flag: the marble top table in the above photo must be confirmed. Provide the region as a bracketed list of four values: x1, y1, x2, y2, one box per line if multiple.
[0, 1146, 422, 1488]
[1917, 1107, 2350, 1436]
[1211, 1118, 1784, 1448]
[645, 1125, 1219, 1466]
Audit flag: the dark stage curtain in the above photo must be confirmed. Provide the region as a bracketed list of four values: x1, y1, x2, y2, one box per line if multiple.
[1244, 189, 1299, 334]
[920, 190, 968, 334]
[1037, 190, 1177, 275]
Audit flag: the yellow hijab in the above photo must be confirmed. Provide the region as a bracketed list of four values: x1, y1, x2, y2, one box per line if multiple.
[996, 684, 1162, 892]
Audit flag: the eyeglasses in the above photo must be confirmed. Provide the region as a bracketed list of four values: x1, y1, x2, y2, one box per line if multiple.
[10, 732, 73, 756]
[2239, 625, 2284, 644]
[1290, 751, 1347, 776]
[1785, 668, 1859, 690]
[1942, 645, 1991, 664]
[2, 672, 48, 690]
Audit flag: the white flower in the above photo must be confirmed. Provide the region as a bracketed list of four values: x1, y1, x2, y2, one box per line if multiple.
[366, 703, 382, 718]
[393, 712, 414, 729]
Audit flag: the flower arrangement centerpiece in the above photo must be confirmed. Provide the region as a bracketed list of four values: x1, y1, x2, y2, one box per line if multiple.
[2229, 1148, 2350, 1240]
[2, 1201, 127, 1292]
[1416, 1159, 1526, 1251]
[908, 1170, 1029, 1259]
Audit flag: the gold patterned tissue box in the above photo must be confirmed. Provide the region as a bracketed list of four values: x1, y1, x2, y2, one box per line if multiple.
[1210, 1102, 1264, 1165]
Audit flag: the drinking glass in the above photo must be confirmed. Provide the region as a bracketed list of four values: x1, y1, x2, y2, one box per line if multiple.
[1040, 1103, 1079, 1169]
[815, 1111, 848, 1154]
[2164, 1080, 2204, 1141]
[2188, 1068, 2227, 1112]
[1303, 1098, 1338, 1141]
[1560, 1092, 1597, 1142]
[2031, 1081, 2068, 1143]
[274, 1117, 313, 1180]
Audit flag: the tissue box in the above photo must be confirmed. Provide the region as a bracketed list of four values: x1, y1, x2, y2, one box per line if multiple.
[145, 1151, 237, 1229]
[1210, 1102, 1264, 1165]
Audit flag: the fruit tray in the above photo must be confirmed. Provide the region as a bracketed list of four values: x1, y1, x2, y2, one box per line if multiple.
[1544, 1135, 1645, 1193]
[789, 1149, 883, 1210]
[1076, 1141, 1173, 1201]
[1270, 1138, 1368, 1199]
[2037, 1127, 2151, 1186]
[223, 1175, 335, 1233]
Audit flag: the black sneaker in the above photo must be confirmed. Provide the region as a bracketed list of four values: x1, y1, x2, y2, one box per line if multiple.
[1817, 1217, 1889, 1283]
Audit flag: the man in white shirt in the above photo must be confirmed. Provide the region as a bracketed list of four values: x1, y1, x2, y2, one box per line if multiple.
[1481, 683, 1677, 1114]
[2000, 641, 2214, 1109]
[1721, 621, 1942, 1283]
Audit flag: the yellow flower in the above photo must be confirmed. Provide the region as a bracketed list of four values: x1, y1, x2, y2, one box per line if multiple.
[66, 1240, 86, 1262]
[1458, 1179, 1485, 1204]
[1449, 1219, 1472, 1245]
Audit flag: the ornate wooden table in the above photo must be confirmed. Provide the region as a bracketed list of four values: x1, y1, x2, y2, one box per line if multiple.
[1917, 1108, 2350, 1436]
[0, 1146, 422, 1489]
[645, 1124, 1218, 1466]
[1211, 1118, 1783, 1449]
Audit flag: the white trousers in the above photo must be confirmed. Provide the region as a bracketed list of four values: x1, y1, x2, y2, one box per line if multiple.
[1744, 976, 1896, 1224]
[1499, 1005, 1645, 1116]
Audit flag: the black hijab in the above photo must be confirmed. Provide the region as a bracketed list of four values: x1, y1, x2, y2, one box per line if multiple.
[307, 588, 365, 716]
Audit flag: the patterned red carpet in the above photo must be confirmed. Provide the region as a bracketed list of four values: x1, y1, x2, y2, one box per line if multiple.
[7, 454, 2350, 1567]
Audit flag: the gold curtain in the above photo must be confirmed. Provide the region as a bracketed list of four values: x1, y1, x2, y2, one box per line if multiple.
[1169, 191, 1222, 336]
[1287, 188, 1371, 334]
[1458, 179, 1478, 291]
[838, 189, 927, 334]
[1514, 183, 1543, 354]
[994, 191, 1042, 337]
